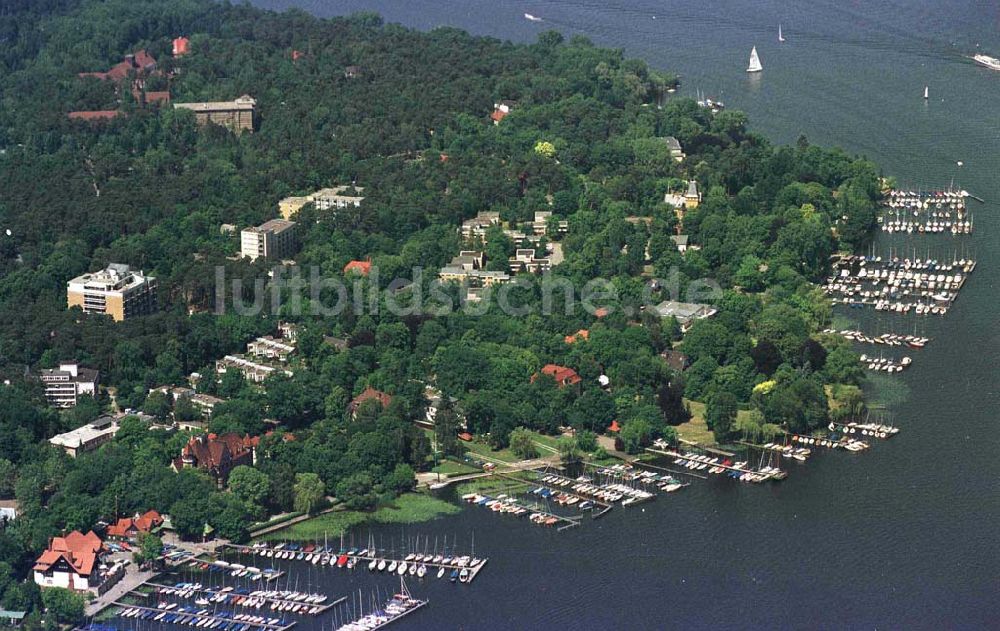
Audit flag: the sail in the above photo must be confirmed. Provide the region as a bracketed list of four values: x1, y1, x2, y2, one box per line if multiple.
[778, 24, 785, 42]
[747, 46, 763, 73]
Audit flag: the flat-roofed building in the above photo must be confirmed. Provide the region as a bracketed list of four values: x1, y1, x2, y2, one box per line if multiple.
[508, 248, 552, 274]
[174, 95, 255, 133]
[215, 355, 292, 383]
[530, 211, 568, 236]
[49, 416, 119, 457]
[278, 186, 365, 220]
[67, 264, 157, 321]
[247, 336, 296, 361]
[460, 211, 501, 240]
[39, 363, 99, 408]
[241, 219, 297, 261]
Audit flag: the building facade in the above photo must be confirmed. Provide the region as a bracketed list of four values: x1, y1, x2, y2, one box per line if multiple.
[240, 219, 297, 261]
[67, 264, 157, 321]
[33, 531, 103, 592]
[174, 95, 255, 133]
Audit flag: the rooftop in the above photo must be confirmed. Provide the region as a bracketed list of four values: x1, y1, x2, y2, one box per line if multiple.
[174, 95, 256, 112]
[68, 264, 153, 292]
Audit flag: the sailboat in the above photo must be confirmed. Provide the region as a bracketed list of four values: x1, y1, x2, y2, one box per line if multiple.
[747, 46, 763, 73]
[923, 85, 929, 99]
[778, 24, 785, 43]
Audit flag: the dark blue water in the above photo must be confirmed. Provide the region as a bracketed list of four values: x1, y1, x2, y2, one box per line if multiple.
[151, 1, 1000, 628]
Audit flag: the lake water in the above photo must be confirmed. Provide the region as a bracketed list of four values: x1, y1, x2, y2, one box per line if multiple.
[163, 1, 1000, 628]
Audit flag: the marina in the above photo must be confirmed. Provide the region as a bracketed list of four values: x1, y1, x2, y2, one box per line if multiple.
[878, 188, 974, 235]
[647, 448, 788, 482]
[823, 252, 976, 314]
[824, 329, 930, 349]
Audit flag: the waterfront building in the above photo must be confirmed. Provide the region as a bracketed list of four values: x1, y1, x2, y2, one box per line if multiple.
[33, 530, 103, 591]
[171, 433, 255, 487]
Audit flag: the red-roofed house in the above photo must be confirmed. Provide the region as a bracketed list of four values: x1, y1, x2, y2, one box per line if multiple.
[292, 50, 305, 61]
[532, 364, 583, 388]
[33, 530, 103, 591]
[608, 420, 621, 433]
[347, 386, 392, 418]
[67, 110, 120, 122]
[79, 50, 158, 82]
[143, 91, 172, 106]
[173, 37, 190, 57]
[343, 260, 372, 276]
[172, 433, 255, 487]
[490, 109, 508, 124]
[564, 329, 589, 344]
[106, 510, 163, 542]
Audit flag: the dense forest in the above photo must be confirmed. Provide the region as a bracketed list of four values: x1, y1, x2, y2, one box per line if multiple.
[0, 0, 878, 622]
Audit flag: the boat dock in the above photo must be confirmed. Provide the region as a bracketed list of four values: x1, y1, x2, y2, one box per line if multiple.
[226, 545, 489, 584]
[143, 582, 345, 616]
[336, 599, 428, 631]
[645, 448, 785, 482]
[112, 603, 295, 631]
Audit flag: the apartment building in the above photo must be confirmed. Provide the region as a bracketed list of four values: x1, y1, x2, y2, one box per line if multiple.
[240, 219, 297, 261]
[67, 264, 157, 321]
[39, 363, 99, 408]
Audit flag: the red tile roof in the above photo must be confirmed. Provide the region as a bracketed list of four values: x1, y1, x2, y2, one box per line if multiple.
[292, 50, 305, 61]
[348, 386, 392, 415]
[343, 260, 372, 276]
[490, 109, 508, 123]
[34, 530, 102, 577]
[564, 329, 589, 344]
[67, 110, 120, 121]
[173, 433, 254, 482]
[533, 364, 582, 387]
[608, 420, 621, 433]
[80, 50, 158, 82]
[173, 37, 190, 57]
[106, 510, 163, 538]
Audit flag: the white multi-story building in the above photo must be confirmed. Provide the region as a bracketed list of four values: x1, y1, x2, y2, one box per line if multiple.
[39, 362, 99, 408]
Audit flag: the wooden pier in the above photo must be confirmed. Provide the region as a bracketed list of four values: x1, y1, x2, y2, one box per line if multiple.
[142, 582, 345, 616]
[111, 603, 295, 631]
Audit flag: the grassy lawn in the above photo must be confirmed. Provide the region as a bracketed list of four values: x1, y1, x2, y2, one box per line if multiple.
[460, 439, 519, 464]
[258, 493, 460, 541]
[455, 476, 531, 497]
[430, 459, 480, 476]
[677, 399, 754, 446]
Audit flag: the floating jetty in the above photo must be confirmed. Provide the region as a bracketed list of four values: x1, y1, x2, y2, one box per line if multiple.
[114, 602, 294, 631]
[783, 433, 870, 451]
[462, 490, 582, 531]
[824, 329, 930, 349]
[334, 578, 426, 631]
[828, 420, 899, 439]
[228, 544, 488, 584]
[648, 448, 787, 482]
[145, 582, 344, 616]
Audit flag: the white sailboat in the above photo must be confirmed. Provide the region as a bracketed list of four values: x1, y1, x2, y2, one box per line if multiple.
[747, 46, 763, 73]
[923, 85, 929, 99]
[778, 24, 785, 42]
